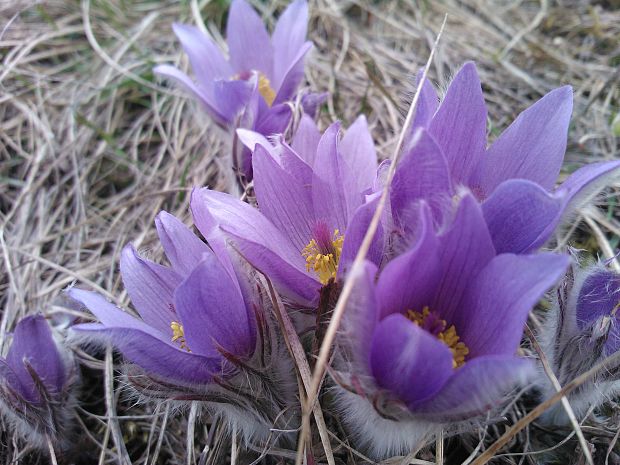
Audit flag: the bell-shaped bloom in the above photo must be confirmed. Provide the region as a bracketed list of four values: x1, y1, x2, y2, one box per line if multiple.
[392, 62, 620, 254]
[191, 115, 381, 305]
[538, 263, 620, 424]
[69, 211, 256, 386]
[0, 315, 77, 447]
[335, 195, 569, 458]
[154, 0, 313, 179]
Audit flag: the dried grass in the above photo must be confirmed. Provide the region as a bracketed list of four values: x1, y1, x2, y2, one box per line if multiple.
[1, 0, 620, 463]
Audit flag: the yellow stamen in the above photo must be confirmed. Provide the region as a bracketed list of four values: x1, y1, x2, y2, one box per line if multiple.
[170, 321, 190, 352]
[302, 229, 344, 285]
[406, 307, 469, 369]
[258, 73, 276, 106]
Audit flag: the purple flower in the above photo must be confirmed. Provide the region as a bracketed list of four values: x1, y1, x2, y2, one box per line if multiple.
[69, 211, 256, 385]
[336, 195, 569, 457]
[392, 63, 620, 254]
[68, 212, 299, 444]
[191, 115, 381, 305]
[0, 315, 77, 447]
[538, 263, 620, 424]
[154, 0, 312, 179]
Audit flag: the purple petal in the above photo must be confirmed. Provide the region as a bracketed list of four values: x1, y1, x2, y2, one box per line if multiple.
[292, 114, 321, 166]
[411, 69, 439, 130]
[457, 253, 569, 358]
[213, 78, 254, 122]
[428, 62, 487, 186]
[226, 0, 274, 77]
[339, 198, 384, 276]
[273, 42, 312, 104]
[577, 270, 620, 355]
[120, 245, 182, 335]
[342, 261, 379, 370]
[271, 0, 308, 90]
[174, 256, 254, 358]
[312, 123, 358, 232]
[6, 316, 65, 401]
[236, 128, 276, 156]
[153, 65, 228, 125]
[432, 195, 495, 324]
[252, 145, 315, 252]
[376, 204, 441, 319]
[280, 142, 314, 185]
[68, 288, 165, 339]
[340, 115, 378, 193]
[391, 128, 453, 227]
[155, 211, 211, 276]
[300, 91, 328, 119]
[412, 355, 532, 421]
[171, 23, 232, 83]
[559, 160, 620, 213]
[254, 102, 292, 136]
[482, 179, 564, 254]
[480, 86, 573, 193]
[370, 314, 454, 408]
[74, 323, 217, 384]
[191, 188, 320, 304]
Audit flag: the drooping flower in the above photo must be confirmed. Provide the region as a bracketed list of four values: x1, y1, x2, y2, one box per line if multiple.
[154, 0, 314, 180]
[391, 63, 620, 254]
[0, 315, 78, 448]
[334, 195, 569, 458]
[191, 114, 382, 305]
[537, 262, 620, 425]
[68, 211, 298, 444]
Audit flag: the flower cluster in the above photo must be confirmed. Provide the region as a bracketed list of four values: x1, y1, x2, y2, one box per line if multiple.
[5, 0, 620, 461]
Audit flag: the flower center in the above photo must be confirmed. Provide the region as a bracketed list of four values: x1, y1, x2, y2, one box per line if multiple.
[302, 228, 344, 285]
[170, 321, 190, 352]
[406, 307, 469, 369]
[232, 71, 276, 107]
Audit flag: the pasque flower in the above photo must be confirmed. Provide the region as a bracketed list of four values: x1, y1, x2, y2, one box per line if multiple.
[154, 0, 313, 179]
[538, 262, 620, 424]
[191, 114, 382, 305]
[391, 63, 620, 254]
[0, 315, 78, 448]
[69, 212, 297, 443]
[334, 195, 569, 458]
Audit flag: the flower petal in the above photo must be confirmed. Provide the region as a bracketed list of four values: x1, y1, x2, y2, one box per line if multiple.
[432, 195, 495, 324]
[226, 0, 274, 77]
[482, 179, 563, 254]
[391, 128, 452, 228]
[120, 245, 182, 335]
[273, 42, 313, 104]
[213, 78, 254, 123]
[191, 188, 320, 304]
[377, 203, 441, 319]
[292, 114, 321, 166]
[174, 255, 254, 357]
[458, 252, 569, 358]
[171, 23, 232, 83]
[559, 160, 620, 214]
[253, 145, 315, 251]
[428, 62, 487, 185]
[412, 355, 532, 421]
[73, 323, 217, 384]
[342, 261, 379, 371]
[153, 65, 228, 125]
[254, 102, 292, 136]
[480, 86, 573, 193]
[339, 198, 384, 277]
[340, 115, 378, 193]
[6, 316, 65, 401]
[370, 314, 454, 408]
[155, 211, 211, 276]
[272, 0, 308, 90]
[312, 123, 360, 232]
[411, 69, 439, 130]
